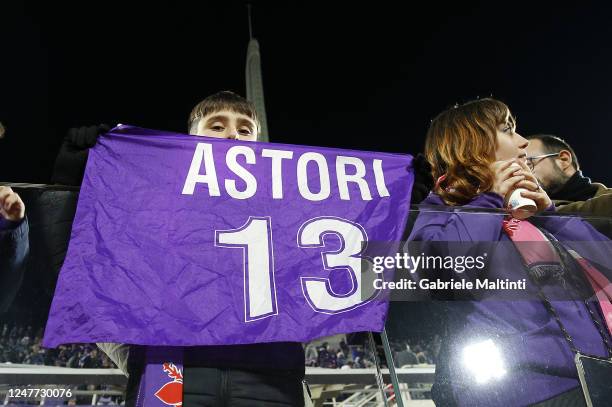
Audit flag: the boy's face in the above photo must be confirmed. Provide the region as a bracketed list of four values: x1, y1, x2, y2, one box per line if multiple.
[193, 110, 258, 142]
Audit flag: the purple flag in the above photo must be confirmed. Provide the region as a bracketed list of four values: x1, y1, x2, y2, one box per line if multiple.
[43, 125, 413, 347]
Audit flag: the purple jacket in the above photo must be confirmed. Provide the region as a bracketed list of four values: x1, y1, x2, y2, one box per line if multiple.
[408, 192, 611, 406]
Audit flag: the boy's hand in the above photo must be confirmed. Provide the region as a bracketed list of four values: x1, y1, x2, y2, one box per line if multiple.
[67, 124, 111, 149]
[0, 186, 25, 222]
[410, 153, 434, 204]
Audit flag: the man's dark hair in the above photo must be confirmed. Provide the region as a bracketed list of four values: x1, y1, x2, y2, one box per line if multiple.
[188, 91, 259, 134]
[526, 134, 580, 170]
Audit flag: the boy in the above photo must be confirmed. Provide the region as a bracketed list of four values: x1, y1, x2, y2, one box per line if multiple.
[92, 91, 306, 406]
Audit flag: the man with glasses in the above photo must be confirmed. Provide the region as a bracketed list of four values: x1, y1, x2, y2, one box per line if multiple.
[525, 134, 611, 217]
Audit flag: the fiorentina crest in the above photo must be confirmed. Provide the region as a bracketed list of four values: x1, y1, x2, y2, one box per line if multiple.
[154, 363, 183, 406]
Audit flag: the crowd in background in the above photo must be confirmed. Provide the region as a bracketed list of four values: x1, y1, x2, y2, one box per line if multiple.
[2, 323, 438, 371]
[0, 324, 115, 369]
[304, 336, 438, 369]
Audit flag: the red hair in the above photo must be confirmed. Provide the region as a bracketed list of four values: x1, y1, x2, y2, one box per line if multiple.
[425, 98, 515, 205]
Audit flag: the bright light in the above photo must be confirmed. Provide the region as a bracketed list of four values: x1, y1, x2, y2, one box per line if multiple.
[462, 339, 507, 384]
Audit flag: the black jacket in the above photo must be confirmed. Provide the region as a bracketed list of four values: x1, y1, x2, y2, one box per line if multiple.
[0, 217, 29, 313]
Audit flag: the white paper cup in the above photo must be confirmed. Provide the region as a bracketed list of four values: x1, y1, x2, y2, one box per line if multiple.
[505, 163, 537, 219]
[506, 188, 537, 219]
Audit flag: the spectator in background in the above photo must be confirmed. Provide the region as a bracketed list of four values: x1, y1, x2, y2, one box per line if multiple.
[412, 345, 428, 364]
[336, 350, 346, 367]
[353, 356, 365, 369]
[341, 361, 354, 370]
[351, 345, 364, 361]
[0, 121, 5, 138]
[24, 343, 45, 365]
[0, 186, 29, 313]
[96, 394, 117, 405]
[525, 134, 611, 217]
[316, 342, 336, 368]
[339, 339, 349, 357]
[81, 347, 102, 368]
[395, 344, 418, 367]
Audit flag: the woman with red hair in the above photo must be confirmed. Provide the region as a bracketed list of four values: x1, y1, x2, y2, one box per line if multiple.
[408, 98, 612, 406]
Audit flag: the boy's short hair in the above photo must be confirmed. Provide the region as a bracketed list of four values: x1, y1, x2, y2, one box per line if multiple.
[188, 91, 260, 135]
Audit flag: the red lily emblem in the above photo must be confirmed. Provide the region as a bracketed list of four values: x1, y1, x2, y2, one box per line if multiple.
[154, 362, 183, 406]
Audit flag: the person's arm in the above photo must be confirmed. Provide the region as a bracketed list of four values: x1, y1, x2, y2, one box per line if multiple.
[531, 197, 612, 280]
[0, 187, 29, 313]
[409, 193, 505, 242]
[402, 193, 505, 303]
[533, 200, 609, 240]
[52, 124, 111, 186]
[409, 153, 434, 205]
[410, 159, 539, 242]
[555, 192, 612, 218]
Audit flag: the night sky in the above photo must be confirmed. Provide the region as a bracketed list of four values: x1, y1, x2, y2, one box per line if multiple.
[1, 2, 611, 185]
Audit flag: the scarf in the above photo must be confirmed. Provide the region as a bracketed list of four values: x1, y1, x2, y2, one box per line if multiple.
[502, 217, 612, 336]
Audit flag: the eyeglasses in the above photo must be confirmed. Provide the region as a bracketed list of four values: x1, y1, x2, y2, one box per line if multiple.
[526, 152, 560, 171]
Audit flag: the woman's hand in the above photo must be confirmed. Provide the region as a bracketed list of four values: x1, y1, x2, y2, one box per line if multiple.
[489, 160, 526, 198]
[511, 160, 552, 211]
